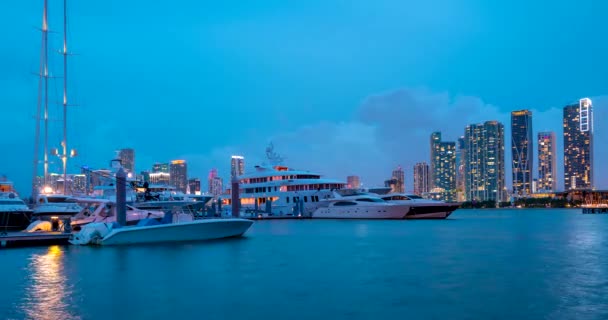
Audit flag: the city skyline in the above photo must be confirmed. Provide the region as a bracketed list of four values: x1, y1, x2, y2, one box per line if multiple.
[2, 2, 608, 196]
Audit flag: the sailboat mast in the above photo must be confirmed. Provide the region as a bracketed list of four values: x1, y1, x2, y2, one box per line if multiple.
[43, 0, 50, 188]
[32, 0, 47, 197]
[62, 0, 68, 194]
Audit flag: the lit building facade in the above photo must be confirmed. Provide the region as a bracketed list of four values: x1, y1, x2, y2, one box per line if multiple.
[464, 121, 506, 203]
[346, 175, 361, 189]
[391, 166, 405, 193]
[208, 168, 223, 198]
[456, 136, 466, 201]
[511, 110, 533, 197]
[537, 132, 557, 192]
[230, 156, 245, 181]
[149, 172, 170, 185]
[430, 132, 456, 201]
[118, 148, 135, 173]
[563, 98, 593, 190]
[413, 162, 430, 196]
[188, 178, 201, 195]
[72, 174, 87, 195]
[170, 160, 188, 193]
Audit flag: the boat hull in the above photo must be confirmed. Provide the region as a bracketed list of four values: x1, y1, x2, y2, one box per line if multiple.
[100, 219, 254, 246]
[312, 205, 407, 219]
[405, 204, 460, 219]
[0, 211, 32, 232]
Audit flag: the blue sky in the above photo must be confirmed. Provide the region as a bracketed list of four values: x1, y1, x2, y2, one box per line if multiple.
[1, 0, 607, 195]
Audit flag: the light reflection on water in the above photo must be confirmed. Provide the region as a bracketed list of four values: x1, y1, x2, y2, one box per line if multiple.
[19, 245, 80, 320]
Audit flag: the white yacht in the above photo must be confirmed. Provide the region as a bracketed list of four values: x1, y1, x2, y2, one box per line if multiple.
[224, 164, 346, 217]
[33, 193, 83, 217]
[0, 191, 33, 232]
[378, 193, 460, 219]
[312, 192, 406, 219]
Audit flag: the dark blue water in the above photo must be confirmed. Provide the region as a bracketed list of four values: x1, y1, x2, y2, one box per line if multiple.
[2, 209, 607, 320]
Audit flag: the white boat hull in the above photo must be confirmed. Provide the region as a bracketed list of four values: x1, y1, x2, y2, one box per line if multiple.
[100, 219, 253, 246]
[313, 205, 407, 219]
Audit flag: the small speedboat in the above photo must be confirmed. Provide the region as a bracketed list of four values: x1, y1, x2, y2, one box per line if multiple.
[70, 208, 253, 246]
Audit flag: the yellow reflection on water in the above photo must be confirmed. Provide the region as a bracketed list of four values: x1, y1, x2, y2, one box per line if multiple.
[21, 245, 79, 320]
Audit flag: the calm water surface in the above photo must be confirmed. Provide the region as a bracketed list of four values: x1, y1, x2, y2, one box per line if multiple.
[1, 209, 607, 320]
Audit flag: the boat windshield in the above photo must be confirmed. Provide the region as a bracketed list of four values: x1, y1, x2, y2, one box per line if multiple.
[405, 195, 423, 199]
[0, 200, 25, 205]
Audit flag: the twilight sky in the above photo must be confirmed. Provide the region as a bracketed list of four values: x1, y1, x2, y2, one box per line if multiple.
[1, 0, 607, 196]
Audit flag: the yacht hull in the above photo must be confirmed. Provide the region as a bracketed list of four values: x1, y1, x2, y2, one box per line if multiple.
[0, 211, 32, 231]
[313, 205, 407, 219]
[405, 204, 460, 219]
[100, 219, 254, 246]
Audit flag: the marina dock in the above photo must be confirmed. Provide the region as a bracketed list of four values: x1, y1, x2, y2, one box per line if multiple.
[0, 232, 71, 248]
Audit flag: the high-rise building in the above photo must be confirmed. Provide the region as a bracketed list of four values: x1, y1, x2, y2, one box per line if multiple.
[413, 162, 430, 195]
[391, 166, 405, 193]
[430, 132, 442, 188]
[188, 178, 201, 195]
[538, 132, 557, 192]
[230, 156, 245, 181]
[430, 132, 457, 201]
[72, 174, 87, 195]
[208, 169, 223, 198]
[152, 162, 169, 173]
[456, 136, 466, 201]
[563, 98, 594, 190]
[511, 110, 533, 197]
[170, 160, 188, 193]
[384, 178, 398, 193]
[346, 176, 361, 189]
[464, 121, 506, 203]
[118, 148, 135, 173]
[149, 172, 171, 185]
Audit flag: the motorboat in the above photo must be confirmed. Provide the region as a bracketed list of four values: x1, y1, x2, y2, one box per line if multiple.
[379, 193, 460, 219]
[32, 193, 83, 217]
[0, 191, 33, 232]
[70, 207, 254, 246]
[312, 192, 407, 219]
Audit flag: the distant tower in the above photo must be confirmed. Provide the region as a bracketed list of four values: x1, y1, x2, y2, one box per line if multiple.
[169, 160, 188, 193]
[208, 168, 223, 198]
[413, 162, 430, 195]
[537, 132, 557, 192]
[152, 162, 169, 173]
[430, 132, 457, 201]
[511, 110, 533, 197]
[118, 148, 135, 173]
[346, 176, 361, 189]
[563, 98, 593, 190]
[231, 156, 245, 180]
[392, 166, 405, 193]
[456, 136, 466, 201]
[188, 178, 201, 195]
[464, 121, 506, 202]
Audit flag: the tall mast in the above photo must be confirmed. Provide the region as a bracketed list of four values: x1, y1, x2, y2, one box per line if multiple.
[33, 0, 50, 196]
[43, 0, 49, 188]
[61, 0, 68, 194]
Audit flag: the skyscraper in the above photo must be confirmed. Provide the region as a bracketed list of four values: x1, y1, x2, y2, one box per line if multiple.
[430, 132, 442, 188]
[391, 166, 405, 193]
[430, 132, 456, 201]
[413, 162, 430, 195]
[208, 168, 223, 198]
[563, 98, 593, 190]
[149, 172, 170, 185]
[456, 136, 466, 201]
[170, 160, 188, 193]
[72, 174, 87, 195]
[346, 176, 361, 189]
[538, 132, 557, 192]
[464, 121, 506, 203]
[188, 178, 201, 195]
[152, 162, 169, 173]
[231, 156, 245, 181]
[511, 110, 533, 197]
[118, 148, 135, 173]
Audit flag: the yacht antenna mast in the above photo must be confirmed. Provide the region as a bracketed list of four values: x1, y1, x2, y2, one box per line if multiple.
[61, 0, 69, 194]
[32, 0, 50, 196]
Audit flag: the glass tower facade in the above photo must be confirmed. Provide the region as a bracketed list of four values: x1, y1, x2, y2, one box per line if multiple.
[563, 98, 593, 190]
[511, 110, 533, 196]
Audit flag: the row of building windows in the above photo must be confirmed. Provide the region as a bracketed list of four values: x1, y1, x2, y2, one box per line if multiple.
[241, 174, 322, 184]
[242, 183, 343, 194]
